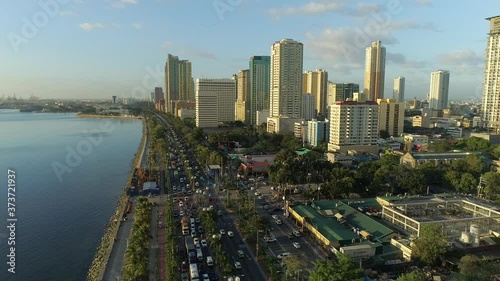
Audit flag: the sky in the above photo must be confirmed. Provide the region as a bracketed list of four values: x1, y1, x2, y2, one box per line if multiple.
[1, 0, 499, 101]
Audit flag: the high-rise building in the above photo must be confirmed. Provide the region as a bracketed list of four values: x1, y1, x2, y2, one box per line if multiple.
[377, 98, 405, 137]
[235, 69, 250, 123]
[328, 100, 379, 153]
[165, 54, 194, 113]
[154, 87, 163, 104]
[269, 38, 303, 119]
[302, 69, 328, 116]
[393, 76, 405, 102]
[179, 60, 194, 101]
[307, 119, 330, 147]
[327, 83, 360, 104]
[429, 70, 450, 110]
[249, 56, 270, 126]
[301, 94, 316, 121]
[195, 78, 236, 128]
[195, 90, 218, 128]
[364, 41, 386, 101]
[482, 16, 500, 131]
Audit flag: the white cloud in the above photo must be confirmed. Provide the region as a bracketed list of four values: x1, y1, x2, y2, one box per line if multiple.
[112, 0, 138, 9]
[267, 0, 345, 19]
[132, 22, 143, 29]
[78, 22, 121, 31]
[436, 50, 484, 74]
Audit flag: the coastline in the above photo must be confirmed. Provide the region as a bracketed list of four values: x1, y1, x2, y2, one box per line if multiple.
[76, 113, 142, 119]
[85, 117, 147, 281]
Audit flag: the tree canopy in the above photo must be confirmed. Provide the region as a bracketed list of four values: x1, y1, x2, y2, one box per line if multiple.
[412, 224, 448, 266]
[309, 255, 364, 281]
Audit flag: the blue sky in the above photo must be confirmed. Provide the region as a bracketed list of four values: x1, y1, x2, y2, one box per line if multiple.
[1, 0, 499, 100]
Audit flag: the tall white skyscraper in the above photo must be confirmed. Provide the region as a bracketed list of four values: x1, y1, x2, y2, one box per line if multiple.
[482, 16, 500, 131]
[429, 70, 450, 110]
[393, 76, 405, 102]
[364, 41, 386, 101]
[269, 39, 303, 118]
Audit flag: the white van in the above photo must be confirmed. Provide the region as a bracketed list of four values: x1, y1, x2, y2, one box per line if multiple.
[206, 256, 213, 267]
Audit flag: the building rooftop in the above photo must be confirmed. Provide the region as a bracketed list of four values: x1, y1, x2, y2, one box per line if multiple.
[312, 200, 395, 240]
[292, 204, 359, 242]
[409, 151, 482, 160]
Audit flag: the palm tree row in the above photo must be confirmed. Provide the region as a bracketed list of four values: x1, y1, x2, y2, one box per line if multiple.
[199, 209, 233, 275]
[122, 197, 153, 281]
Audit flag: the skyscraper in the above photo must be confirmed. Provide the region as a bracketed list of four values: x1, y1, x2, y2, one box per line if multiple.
[328, 100, 379, 153]
[327, 83, 360, 104]
[429, 70, 450, 110]
[302, 69, 328, 116]
[235, 69, 250, 123]
[269, 39, 303, 119]
[482, 16, 500, 131]
[195, 78, 236, 127]
[377, 98, 405, 137]
[301, 94, 316, 121]
[165, 54, 194, 114]
[393, 76, 405, 102]
[249, 56, 270, 126]
[364, 41, 386, 101]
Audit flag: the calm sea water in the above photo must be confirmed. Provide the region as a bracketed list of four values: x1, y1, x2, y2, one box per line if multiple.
[0, 109, 143, 281]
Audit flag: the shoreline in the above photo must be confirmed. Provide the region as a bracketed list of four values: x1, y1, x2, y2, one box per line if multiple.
[76, 113, 142, 119]
[85, 117, 147, 281]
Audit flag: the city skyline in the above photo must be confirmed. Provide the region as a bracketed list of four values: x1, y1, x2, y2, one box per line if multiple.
[1, 0, 498, 100]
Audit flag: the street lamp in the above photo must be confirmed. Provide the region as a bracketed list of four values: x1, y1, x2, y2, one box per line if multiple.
[317, 185, 321, 201]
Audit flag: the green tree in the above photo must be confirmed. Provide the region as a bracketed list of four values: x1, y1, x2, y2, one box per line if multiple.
[282, 255, 306, 280]
[458, 173, 477, 194]
[483, 171, 500, 199]
[309, 255, 363, 281]
[412, 224, 448, 266]
[396, 271, 427, 281]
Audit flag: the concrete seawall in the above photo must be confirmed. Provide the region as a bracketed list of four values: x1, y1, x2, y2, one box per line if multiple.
[86, 117, 148, 281]
[76, 113, 142, 119]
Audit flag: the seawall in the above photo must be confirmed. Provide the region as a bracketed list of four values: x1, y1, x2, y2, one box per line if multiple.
[76, 113, 142, 119]
[85, 117, 147, 281]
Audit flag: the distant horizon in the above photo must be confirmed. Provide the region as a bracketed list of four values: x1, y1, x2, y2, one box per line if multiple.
[1, 0, 497, 100]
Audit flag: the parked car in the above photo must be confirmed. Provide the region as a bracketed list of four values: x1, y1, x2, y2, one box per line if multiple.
[277, 252, 291, 259]
[293, 242, 301, 248]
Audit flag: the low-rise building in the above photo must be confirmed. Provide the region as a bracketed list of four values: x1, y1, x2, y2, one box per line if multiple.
[400, 151, 485, 168]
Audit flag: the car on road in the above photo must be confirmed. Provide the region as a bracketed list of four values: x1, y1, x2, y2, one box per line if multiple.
[287, 233, 294, 239]
[272, 215, 279, 220]
[202, 273, 210, 281]
[277, 252, 291, 259]
[195, 217, 200, 223]
[292, 230, 301, 237]
[237, 250, 245, 258]
[179, 201, 184, 207]
[181, 273, 188, 281]
[293, 242, 301, 248]
[227, 231, 234, 237]
[194, 237, 200, 245]
[264, 236, 276, 243]
[219, 229, 225, 235]
[201, 239, 208, 247]
[275, 219, 283, 225]
[179, 210, 185, 216]
[234, 262, 242, 269]
[258, 195, 263, 200]
[254, 192, 260, 196]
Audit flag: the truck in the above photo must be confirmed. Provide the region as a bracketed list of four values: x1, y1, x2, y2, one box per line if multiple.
[185, 236, 195, 254]
[181, 217, 189, 235]
[189, 263, 199, 280]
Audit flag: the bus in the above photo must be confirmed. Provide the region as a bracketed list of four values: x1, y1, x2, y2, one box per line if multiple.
[189, 263, 199, 280]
